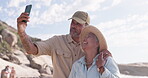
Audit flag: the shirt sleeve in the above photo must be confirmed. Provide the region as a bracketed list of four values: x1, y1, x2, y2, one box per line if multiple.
[34, 36, 56, 56]
[101, 57, 120, 78]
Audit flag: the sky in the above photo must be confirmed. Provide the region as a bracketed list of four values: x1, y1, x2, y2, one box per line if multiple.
[0, 0, 148, 64]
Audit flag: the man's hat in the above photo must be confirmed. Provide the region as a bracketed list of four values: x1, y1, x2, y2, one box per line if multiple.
[80, 25, 107, 52]
[69, 11, 90, 25]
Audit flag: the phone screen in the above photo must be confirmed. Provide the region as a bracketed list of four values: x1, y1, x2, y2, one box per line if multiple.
[25, 5, 32, 16]
[22, 5, 32, 23]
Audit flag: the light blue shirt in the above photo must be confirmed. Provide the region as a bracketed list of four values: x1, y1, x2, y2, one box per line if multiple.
[69, 54, 120, 78]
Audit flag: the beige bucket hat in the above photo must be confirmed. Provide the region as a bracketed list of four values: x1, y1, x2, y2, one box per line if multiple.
[80, 25, 107, 52]
[69, 11, 90, 25]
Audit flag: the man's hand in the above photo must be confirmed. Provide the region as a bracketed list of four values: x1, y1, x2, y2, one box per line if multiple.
[17, 13, 30, 34]
[96, 49, 112, 74]
[102, 49, 112, 60]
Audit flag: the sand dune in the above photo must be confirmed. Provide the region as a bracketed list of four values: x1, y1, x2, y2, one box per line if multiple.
[118, 63, 148, 77]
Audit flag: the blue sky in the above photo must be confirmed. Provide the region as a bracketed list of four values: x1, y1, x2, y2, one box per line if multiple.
[0, 0, 148, 64]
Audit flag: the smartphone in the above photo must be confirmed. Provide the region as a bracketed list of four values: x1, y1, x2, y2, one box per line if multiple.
[22, 5, 32, 23]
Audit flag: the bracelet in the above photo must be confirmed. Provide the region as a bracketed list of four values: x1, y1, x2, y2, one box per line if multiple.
[97, 66, 104, 73]
[97, 66, 103, 71]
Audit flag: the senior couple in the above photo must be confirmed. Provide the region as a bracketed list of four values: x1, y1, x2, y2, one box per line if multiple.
[17, 10, 120, 78]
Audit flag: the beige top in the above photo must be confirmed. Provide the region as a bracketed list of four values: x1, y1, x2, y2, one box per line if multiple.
[34, 34, 84, 78]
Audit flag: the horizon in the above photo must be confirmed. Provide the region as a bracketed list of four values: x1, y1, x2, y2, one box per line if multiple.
[0, 0, 148, 64]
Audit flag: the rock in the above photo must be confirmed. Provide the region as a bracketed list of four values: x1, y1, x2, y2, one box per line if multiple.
[118, 63, 148, 76]
[0, 51, 21, 65]
[0, 51, 9, 61]
[0, 35, 2, 43]
[27, 55, 53, 76]
[8, 54, 21, 65]
[1, 29, 17, 47]
[40, 63, 52, 75]
[40, 73, 53, 78]
[26, 55, 42, 70]
[13, 50, 30, 65]
[0, 58, 40, 77]
[0, 54, 9, 61]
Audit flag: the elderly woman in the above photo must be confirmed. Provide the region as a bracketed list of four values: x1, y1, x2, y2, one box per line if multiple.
[69, 25, 120, 78]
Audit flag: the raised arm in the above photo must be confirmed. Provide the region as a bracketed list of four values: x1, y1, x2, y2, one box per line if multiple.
[17, 13, 38, 55]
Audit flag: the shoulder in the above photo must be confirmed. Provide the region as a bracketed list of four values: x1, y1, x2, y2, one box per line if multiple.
[52, 34, 68, 38]
[43, 34, 67, 42]
[106, 56, 112, 60]
[50, 34, 68, 40]
[106, 56, 115, 63]
[105, 56, 118, 66]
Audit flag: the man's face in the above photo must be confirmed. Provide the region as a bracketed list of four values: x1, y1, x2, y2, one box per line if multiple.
[70, 20, 85, 39]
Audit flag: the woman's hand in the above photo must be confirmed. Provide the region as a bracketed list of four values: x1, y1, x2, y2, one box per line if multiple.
[96, 49, 112, 74]
[96, 52, 105, 68]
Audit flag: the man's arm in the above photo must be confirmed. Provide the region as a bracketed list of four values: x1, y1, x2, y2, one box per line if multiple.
[18, 31, 38, 55]
[17, 13, 38, 55]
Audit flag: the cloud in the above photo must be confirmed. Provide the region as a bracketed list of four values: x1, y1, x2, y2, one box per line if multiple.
[8, 0, 26, 7]
[112, 0, 122, 6]
[71, 0, 105, 11]
[40, 0, 52, 6]
[7, 9, 16, 16]
[2, 4, 26, 28]
[0, 7, 2, 11]
[30, 0, 108, 26]
[4, 0, 122, 28]
[5, 18, 17, 29]
[30, 0, 52, 8]
[30, 33, 61, 40]
[97, 14, 148, 47]
[101, 0, 122, 10]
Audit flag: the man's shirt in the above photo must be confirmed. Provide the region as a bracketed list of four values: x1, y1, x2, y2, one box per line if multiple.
[34, 34, 84, 78]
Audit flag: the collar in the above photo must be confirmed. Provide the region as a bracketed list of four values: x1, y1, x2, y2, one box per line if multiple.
[67, 34, 80, 46]
[78, 54, 100, 65]
[67, 34, 74, 43]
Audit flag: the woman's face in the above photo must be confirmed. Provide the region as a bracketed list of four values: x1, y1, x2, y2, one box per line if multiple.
[81, 32, 99, 52]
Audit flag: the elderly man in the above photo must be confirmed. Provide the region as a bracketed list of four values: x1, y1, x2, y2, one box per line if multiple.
[17, 11, 111, 78]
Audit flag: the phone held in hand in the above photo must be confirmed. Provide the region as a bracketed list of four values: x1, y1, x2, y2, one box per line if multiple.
[22, 4, 32, 23]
